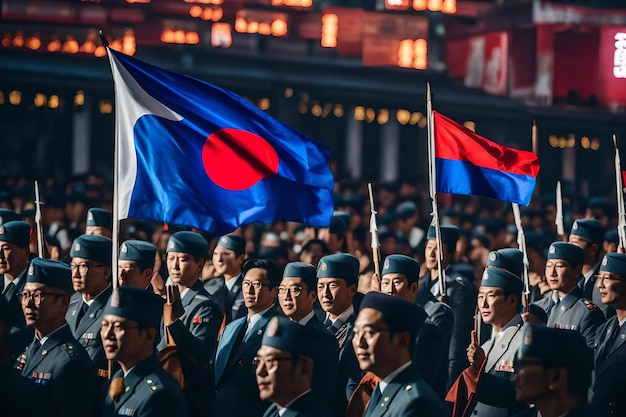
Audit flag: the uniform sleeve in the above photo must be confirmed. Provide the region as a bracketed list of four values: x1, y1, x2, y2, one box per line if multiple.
[427, 304, 454, 344]
[414, 323, 445, 393]
[0, 366, 46, 417]
[580, 307, 607, 348]
[165, 299, 222, 366]
[54, 357, 97, 417]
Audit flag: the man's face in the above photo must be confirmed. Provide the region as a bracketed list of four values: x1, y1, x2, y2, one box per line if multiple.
[381, 273, 417, 303]
[545, 259, 579, 293]
[166, 252, 203, 287]
[0, 241, 29, 275]
[513, 356, 551, 403]
[21, 282, 68, 331]
[118, 260, 151, 289]
[255, 345, 298, 404]
[424, 240, 449, 271]
[100, 314, 149, 364]
[596, 271, 626, 308]
[85, 225, 112, 238]
[317, 278, 354, 317]
[299, 244, 325, 268]
[568, 235, 595, 262]
[278, 277, 315, 321]
[242, 268, 276, 314]
[352, 308, 400, 377]
[212, 246, 243, 277]
[70, 257, 110, 295]
[477, 286, 512, 325]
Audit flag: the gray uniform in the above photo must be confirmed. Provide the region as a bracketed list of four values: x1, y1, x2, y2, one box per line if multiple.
[470, 315, 526, 417]
[534, 287, 606, 348]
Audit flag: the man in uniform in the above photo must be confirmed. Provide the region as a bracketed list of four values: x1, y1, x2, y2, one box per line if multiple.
[532, 242, 605, 347]
[463, 268, 527, 416]
[353, 291, 445, 417]
[591, 252, 626, 416]
[66, 233, 113, 382]
[380, 254, 450, 398]
[117, 239, 157, 289]
[85, 207, 113, 238]
[158, 230, 222, 417]
[100, 286, 188, 417]
[205, 234, 247, 324]
[417, 225, 477, 384]
[568, 219, 613, 316]
[0, 208, 20, 226]
[214, 258, 280, 417]
[278, 261, 339, 399]
[257, 316, 331, 417]
[512, 324, 596, 417]
[0, 258, 95, 417]
[316, 253, 362, 415]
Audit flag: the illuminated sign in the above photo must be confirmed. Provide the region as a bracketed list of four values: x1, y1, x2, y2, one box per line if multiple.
[235, 10, 288, 37]
[614, 32, 626, 78]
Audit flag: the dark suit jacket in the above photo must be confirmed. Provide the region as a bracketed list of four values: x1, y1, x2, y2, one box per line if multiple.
[303, 314, 339, 400]
[364, 364, 446, 417]
[262, 390, 332, 417]
[100, 355, 188, 417]
[592, 316, 626, 416]
[0, 324, 95, 417]
[66, 285, 112, 375]
[213, 305, 278, 417]
[204, 274, 246, 323]
[510, 403, 601, 417]
[1, 267, 27, 331]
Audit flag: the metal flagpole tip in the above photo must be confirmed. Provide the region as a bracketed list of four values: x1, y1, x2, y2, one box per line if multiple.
[99, 30, 109, 47]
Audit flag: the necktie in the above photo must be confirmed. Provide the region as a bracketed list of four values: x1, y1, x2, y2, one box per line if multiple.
[76, 302, 89, 323]
[323, 317, 332, 329]
[583, 278, 594, 300]
[108, 377, 126, 402]
[3, 281, 15, 301]
[30, 339, 42, 356]
[549, 293, 560, 316]
[228, 318, 249, 365]
[364, 386, 383, 417]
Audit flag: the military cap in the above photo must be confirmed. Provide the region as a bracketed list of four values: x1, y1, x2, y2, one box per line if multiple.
[604, 229, 619, 244]
[426, 224, 460, 250]
[395, 201, 417, 220]
[333, 211, 351, 230]
[329, 216, 346, 238]
[0, 209, 20, 226]
[359, 292, 424, 339]
[70, 234, 112, 266]
[166, 231, 208, 259]
[103, 286, 165, 329]
[382, 254, 419, 283]
[0, 221, 31, 248]
[547, 242, 585, 266]
[316, 253, 359, 286]
[600, 252, 626, 277]
[487, 248, 523, 279]
[119, 240, 157, 271]
[283, 262, 317, 290]
[262, 315, 312, 358]
[217, 234, 245, 256]
[27, 258, 73, 294]
[480, 268, 523, 295]
[86, 208, 112, 230]
[519, 324, 593, 371]
[570, 219, 605, 244]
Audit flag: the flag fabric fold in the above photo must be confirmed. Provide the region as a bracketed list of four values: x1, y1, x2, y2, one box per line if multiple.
[433, 111, 540, 206]
[107, 49, 334, 234]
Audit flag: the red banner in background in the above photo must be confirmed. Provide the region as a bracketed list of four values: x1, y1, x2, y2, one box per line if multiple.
[598, 27, 626, 108]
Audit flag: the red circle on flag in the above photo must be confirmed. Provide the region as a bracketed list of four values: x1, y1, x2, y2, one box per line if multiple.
[202, 128, 279, 191]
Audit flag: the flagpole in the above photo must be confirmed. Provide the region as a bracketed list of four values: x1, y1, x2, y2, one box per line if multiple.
[512, 203, 530, 313]
[368, 183, 381, 281]
[555, 181, 565, 241]
[427, 84, 446, 298]
[614, 135, 626, 251]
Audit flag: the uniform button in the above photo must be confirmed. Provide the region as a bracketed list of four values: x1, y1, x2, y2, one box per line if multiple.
[147, 379, 153, 384]
[41, 350, 47, 355]
[89, 313, 94, 318]
[151, 386, 157, 391]
[125, 386, 130, 392]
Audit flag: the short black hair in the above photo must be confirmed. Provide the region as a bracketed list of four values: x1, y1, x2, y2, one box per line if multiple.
[242, 258, 281, 288]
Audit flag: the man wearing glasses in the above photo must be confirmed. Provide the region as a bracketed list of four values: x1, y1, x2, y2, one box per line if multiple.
[590, 252, 626, 416]
[256, 316, 331, 417]
[214, 258, 280, 417]
[530, 242, 605, 347]
[278, 262, 338, 400]
[66, 233, 113, 383]
[512, 324, 596, 417]
[100, 286, 187, 417]
[0, 258, 95, 417]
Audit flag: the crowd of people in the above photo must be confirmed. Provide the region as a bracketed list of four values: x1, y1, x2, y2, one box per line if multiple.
[0, 172, 625, 417]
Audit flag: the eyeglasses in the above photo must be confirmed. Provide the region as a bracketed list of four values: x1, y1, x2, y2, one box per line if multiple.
[20, 291, 65, 306]
[100, 322, 143, 336]
[242, 280, 270, 291]
[253, 355, 293, 372]
[277, 286, 304, 296]
[70, 263, 106, 275]
[352, 327, 390, 341]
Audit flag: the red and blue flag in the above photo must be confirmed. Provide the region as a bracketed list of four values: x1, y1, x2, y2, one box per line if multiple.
[433, 111, 540, 206]
[107, 49, 334, 234]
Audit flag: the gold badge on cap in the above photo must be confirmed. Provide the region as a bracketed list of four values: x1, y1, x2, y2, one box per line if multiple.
[549, 245, 556, 254]
[321, 261, 327, 271]
[28, 265, 35, 276]
[523, 326, 533, 345]
[220, 237, 228, 244]
[88, 212, 94, 221]
[168, 242, 174, 249]
[603, 256, 608, 265]
[572, 221, 579, 230]
[75, 243, 81, 251]
[482, 270, 489, 281]
[121, 243, 127, 253]
[489, 253, 497, 261]
[384, 259, 390, 269]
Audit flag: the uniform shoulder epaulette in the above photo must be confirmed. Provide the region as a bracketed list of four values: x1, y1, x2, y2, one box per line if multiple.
[144, 376, 162, 392]
[582, 299, 598, 310]
[60, 343, 79, 357]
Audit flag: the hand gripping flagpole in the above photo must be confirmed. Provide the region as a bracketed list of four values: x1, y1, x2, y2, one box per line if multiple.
[512, 203, 530, 313]
[34, 180, 49, 258]
[555, 181, 565, 241]
[427, 84, 446, 297]
[614, 135, 626, 251]
[368, 183, 381, 280]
